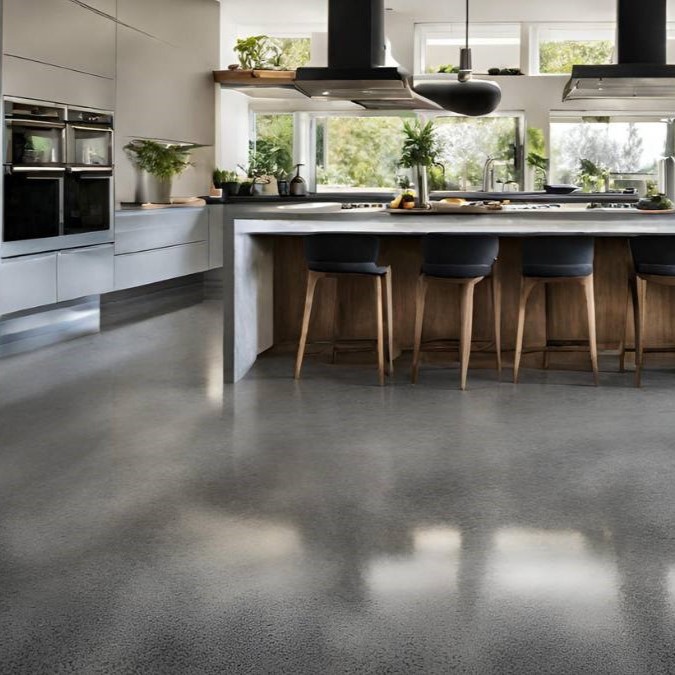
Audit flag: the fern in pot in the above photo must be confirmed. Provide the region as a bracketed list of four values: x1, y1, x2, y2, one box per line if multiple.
[124, 139, 202, 204]
[399, 120, 440, 208]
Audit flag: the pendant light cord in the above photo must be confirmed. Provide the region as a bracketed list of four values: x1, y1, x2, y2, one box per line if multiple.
[465, 0, 469, 49]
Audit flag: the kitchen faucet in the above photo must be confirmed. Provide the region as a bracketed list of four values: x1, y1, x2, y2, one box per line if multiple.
[482, 156, 497, 192]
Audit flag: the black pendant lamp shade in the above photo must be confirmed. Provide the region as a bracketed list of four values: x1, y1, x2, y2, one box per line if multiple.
[414, 78, 502, 116]
[413, 0, 501, 115]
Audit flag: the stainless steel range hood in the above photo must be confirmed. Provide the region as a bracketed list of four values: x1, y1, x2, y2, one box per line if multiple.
[294, 0, 440, 111]
[564, 0, 675, 101]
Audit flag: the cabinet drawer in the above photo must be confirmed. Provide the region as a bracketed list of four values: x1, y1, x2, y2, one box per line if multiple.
[58, 244, 114, 302]
[114, 242, 209, 290]
[115, 209, 208, 255]
[0, 253, 57, 315]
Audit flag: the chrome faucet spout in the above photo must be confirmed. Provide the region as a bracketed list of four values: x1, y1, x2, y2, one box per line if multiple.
[482, 156, 496, 192]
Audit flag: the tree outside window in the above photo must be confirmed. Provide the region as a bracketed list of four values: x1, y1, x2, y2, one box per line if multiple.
[539, 40, 614, 74]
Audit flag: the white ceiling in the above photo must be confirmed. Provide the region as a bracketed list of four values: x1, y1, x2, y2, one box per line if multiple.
[221, 0, 675, 25]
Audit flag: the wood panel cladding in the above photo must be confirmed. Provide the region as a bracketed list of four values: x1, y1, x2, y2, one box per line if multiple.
[272, 236, 673, 368]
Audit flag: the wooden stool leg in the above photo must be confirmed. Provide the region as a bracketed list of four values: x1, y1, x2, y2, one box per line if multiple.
[513, 277, 537, 384]
[491, 272, 502, 377]
[294, 271, 321, 380]
[459, 280, 479, 391]
[581, 275, 600, 386]
[374, 275, 385, 386]
[619, 277, 631, 373]
[411, 275, 428, 384]
[635, 276, 648, 388]
[384, 267, 394, 376]
[543, 284, 550, 370]
[329, 277, 340, 363]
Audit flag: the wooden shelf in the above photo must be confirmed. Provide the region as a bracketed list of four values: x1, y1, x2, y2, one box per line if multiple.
[213, 69, 297, 88]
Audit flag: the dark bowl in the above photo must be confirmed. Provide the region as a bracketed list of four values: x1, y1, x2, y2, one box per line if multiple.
[544, 184, 581, 195]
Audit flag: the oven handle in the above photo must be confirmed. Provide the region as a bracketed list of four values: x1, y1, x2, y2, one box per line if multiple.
[10, 166, 66, 173]
[68, 124, 113, 133]
[7, 119, 66, 129]
[67, 166, 113, 173]
[25, 176, 64, 228]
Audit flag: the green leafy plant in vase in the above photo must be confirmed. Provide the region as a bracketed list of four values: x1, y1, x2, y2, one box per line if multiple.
[399, 120, 440, 208]
[125, 139, 204, 204]
[234, 35, 282, 70]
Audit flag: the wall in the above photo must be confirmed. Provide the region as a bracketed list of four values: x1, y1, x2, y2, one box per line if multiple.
[2, 0, 220, 203]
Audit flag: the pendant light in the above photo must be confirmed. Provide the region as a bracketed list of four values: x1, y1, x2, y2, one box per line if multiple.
[413, 0, 502, 116]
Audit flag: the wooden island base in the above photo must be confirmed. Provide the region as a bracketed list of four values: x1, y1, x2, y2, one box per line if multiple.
[270, 236, 675, 372]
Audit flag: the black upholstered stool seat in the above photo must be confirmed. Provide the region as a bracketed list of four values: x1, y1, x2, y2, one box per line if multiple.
[296, 234, 394, 385]
[628, 236, 675, 386]
[514, 236, 599, 385]
[412, 235, 501, 390]
[522, 237, 594, 278]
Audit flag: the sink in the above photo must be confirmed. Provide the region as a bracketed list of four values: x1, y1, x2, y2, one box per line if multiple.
[276, 202, 342, 214]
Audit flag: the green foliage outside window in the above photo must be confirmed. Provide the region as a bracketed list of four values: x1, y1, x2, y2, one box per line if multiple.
[539, 40, 614, 74]
[274, 38, 311, 69]
[254, 114, 294, 178]
[434, 117, 519, 190]
[316, 117, 407, 189]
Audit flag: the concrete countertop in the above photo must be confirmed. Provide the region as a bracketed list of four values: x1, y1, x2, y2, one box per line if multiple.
[232, 206, 675, 236]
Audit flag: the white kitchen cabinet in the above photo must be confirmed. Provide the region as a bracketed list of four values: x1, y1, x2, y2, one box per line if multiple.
[115, 209, 209, 255]
[4, 0, 116, 79]
[0, 253, 57, 316]
[57, 244, 114, 302]
[114, 242, 209, 291]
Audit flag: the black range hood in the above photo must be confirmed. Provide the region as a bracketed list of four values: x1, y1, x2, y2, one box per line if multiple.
[294, 0, 440, 111]
[563, 0, 675, 100]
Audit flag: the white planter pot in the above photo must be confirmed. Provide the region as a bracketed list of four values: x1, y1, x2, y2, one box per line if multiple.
[135, 171, 172, 204]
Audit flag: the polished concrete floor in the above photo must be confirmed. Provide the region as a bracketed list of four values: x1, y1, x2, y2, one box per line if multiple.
[2, 299, 675, 674]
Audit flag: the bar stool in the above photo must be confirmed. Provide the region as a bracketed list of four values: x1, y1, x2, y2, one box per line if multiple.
[629, 236, 675, 387]
[513, 237, 599, 385]
[411, 235, 501, 391]
[294, 234, 394, 385]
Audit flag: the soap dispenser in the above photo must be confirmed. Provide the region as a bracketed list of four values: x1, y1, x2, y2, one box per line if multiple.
[290, 163, 307, 197]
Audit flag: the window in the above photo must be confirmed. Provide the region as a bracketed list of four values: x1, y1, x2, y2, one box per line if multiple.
[313, 116, 408, 192]
[272, 38, 311, 69]
[416, 24, 521, 75]
[433, 116, 523, 191]
[549, 116, 668, 193]
[537, 24, 614, 74]
[252, 113, 294, 176]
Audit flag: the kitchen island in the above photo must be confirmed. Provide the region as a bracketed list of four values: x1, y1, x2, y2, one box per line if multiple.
[222, 205, 675, 382]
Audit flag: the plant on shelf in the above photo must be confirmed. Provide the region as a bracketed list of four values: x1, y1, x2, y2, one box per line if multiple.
[124, 139, 204, 204]
[399, 120, 440, 207]
[234, 35, 282, 70]
[436, 64, 459, 74]
[526, 127, 549, 190]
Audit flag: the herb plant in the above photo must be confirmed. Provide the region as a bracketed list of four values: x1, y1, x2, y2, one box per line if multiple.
[124, 140, 202, 180]
[399, 120, 440, 169]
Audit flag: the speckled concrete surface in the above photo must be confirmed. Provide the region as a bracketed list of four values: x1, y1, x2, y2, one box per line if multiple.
[2, 299, 675, 674]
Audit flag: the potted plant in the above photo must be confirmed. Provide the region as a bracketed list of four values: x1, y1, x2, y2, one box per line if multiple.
[233, 35, 282, 71]
[125, 139, 202, 204]
[241, 140, 293, 196]
[213, 169, 240, 197]
[399, 120, 440, 208]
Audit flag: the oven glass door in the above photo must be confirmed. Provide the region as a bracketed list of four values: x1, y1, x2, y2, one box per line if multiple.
[3, 171, 63, 241]
[6, 120, 65, 166]
[64, 171, 112, 235]
[67, 125, 112, 167]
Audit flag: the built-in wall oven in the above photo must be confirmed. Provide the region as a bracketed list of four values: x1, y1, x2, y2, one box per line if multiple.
[2, 97, 114, 258]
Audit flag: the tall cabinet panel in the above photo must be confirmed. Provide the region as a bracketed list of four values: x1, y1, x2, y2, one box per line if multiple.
[4, 0, 116, 79]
